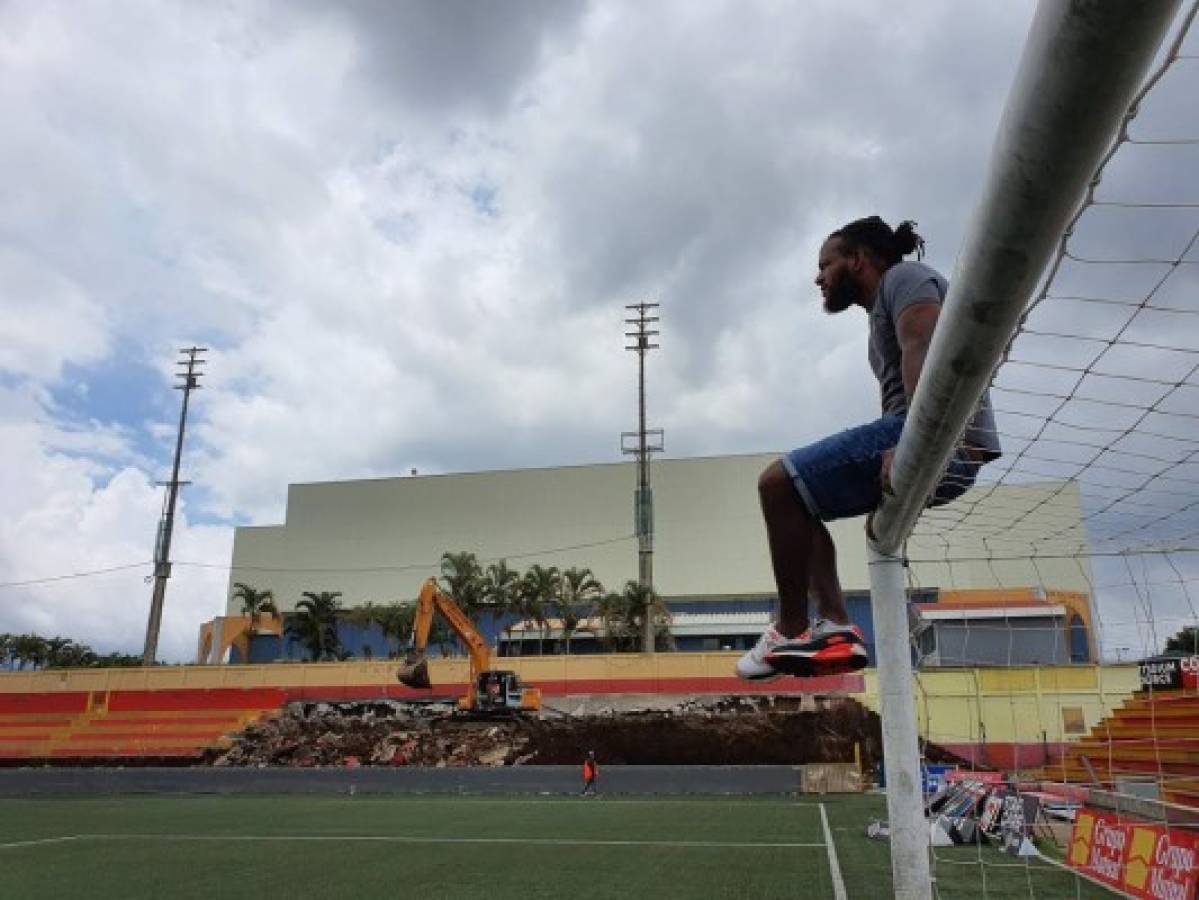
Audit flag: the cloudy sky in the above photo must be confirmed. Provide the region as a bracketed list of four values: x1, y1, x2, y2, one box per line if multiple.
[3, 0, 1191, 662]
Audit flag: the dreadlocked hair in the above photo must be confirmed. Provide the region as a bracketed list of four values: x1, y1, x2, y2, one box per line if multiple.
[830, 216, 925, 267]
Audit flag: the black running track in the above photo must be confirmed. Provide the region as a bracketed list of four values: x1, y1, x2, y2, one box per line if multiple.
[0, 766, 803, 797]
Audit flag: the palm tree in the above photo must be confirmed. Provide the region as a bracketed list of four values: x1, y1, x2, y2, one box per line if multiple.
[558, 567, 603, 654]
[439, 552, 485, 613]
[232, 583, 278, 619]
[345, 602, 385, 659]
[620, 581, 673, 652]
[373, 602, 418, 658]
[286, 591, 343, 661]
[440, 551, 488, 656]
[593, 583, 671, 652]
[595, 591, 634, 652]
[483, 561, 521, 652]
[520, 564, 561, 654]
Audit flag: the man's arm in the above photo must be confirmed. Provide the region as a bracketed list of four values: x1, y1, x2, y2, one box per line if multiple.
[896, 301, 940, 402]
[879, 301, 940, 494]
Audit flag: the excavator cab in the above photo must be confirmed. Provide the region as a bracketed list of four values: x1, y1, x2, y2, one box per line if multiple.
[471, 670, 526, 713]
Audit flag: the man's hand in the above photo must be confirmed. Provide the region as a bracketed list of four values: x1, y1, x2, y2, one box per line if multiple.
[880, 448, 896, 495]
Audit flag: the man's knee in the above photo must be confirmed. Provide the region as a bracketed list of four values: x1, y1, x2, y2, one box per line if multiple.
[759, 460, 808, 514]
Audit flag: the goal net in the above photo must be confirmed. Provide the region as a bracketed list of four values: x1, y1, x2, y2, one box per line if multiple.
[875, 3, 1199, 897]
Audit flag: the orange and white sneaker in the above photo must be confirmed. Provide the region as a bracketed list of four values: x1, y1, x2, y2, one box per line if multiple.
[766, 620, 868, 677]
[734, 624, 786, 682]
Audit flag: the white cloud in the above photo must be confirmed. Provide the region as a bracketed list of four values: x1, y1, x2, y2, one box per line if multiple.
[0, 383, 229, 658]
[0, 249, 108, 381]
[15, 0, 1192, 663]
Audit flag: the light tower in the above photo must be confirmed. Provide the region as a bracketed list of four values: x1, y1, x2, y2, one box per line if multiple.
[622, 302, 663, 653]
[143, 346, 206, 665]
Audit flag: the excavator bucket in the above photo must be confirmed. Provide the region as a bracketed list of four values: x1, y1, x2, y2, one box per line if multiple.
[396, 650, 431, 689]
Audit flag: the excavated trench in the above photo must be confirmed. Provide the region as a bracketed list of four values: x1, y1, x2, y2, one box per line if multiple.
[207, 697, 971, 773]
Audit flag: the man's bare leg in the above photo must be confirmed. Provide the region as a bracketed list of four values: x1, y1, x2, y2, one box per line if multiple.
[758, 461, 815, 637]
[810, 521, 851, 625]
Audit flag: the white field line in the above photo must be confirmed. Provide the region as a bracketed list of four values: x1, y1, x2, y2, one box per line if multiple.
[314, 798, 803, 806]
[80, 833, 826, 850]
[819, 804, 848, 900]
[1033, 848, 1138, 899]
[0, 835, 81, 850]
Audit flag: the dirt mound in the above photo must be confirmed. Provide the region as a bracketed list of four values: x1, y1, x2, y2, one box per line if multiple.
[208, 696, 902, 771]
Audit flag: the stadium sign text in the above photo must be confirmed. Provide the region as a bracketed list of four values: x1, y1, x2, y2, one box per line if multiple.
[1137, 656, 1199, 691]
[1068, 808, 1199, 899]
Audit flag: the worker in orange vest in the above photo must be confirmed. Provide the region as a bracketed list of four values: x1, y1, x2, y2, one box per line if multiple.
[581, 750, 598, 796]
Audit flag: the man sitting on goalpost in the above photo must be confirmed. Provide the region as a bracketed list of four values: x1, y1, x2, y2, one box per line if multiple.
[737, 216, 1002, 681]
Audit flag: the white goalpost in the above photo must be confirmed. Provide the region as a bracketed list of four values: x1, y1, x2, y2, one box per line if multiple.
[867, 3, 1185, 897]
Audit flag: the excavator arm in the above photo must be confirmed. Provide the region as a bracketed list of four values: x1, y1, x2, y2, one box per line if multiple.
[397, 578, 492, 689]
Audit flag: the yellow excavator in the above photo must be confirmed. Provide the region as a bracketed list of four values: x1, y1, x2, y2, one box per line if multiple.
[396, 577, 541, 713]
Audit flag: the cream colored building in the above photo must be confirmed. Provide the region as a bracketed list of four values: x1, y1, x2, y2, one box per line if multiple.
[225, 454, 1090, 613]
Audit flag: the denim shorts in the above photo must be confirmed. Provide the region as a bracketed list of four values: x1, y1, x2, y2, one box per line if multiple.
[781, 414, 980, 521]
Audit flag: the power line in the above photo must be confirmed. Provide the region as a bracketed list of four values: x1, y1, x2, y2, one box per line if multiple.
[0, 562, 151, 590]
[0, 535, 639, 593]
[175, 533, 638, 575]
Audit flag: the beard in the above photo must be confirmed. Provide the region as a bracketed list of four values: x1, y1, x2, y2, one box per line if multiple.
[823, 275, 863, 313]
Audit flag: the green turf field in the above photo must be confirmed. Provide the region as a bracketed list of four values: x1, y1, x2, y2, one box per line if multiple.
[0, 794, 1115, 899]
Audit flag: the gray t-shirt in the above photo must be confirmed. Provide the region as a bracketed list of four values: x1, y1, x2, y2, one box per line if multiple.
[868, 261, 1002, 460]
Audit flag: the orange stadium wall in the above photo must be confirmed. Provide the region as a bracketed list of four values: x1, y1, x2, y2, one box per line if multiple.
[0, 654, 862, 702]
[0, 657, 1142, 771]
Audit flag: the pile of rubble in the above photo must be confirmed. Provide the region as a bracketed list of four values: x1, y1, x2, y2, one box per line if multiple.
[206, 695, 946, 772]
[210, 701, 534, 768]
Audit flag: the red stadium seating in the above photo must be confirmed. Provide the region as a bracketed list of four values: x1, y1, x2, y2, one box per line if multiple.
[0, 689, 286, 763]
[1052, 692, 1199, 809]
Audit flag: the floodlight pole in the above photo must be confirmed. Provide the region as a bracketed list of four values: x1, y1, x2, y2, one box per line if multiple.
[862, 3, 1180, 898]
[623, 302, 662, 653]
[143, 347, 206, 666]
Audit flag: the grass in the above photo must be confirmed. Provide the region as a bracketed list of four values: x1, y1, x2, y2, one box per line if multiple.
[0, 794, 1116, 899]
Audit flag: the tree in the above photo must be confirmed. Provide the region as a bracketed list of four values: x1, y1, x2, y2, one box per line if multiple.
[595, 591, 634, 652]
[344, 602, 378, 629]
[372, 602, 418, 658]
[1164, 625, 1199, 656]
[620, 581, 673, 652]
[439, 552, 485, 613]
[11, 634, 48, 670]
[43, 636, 97, 669]
[93, 651, 144, 668]
[232, 582, 278, 618]
[0, 632, 137, 669]
[483, 561, 521, 651]
[519, 564, 561, 654]
[483, 560, 520, 610]
[557, 567, 603, 654]
[55, 642, 98, 668]
[595, 582, 672, 652]
[439, 552, 487, 656]
[345, 602, 385, 659]
[286, 591, 343, 661]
